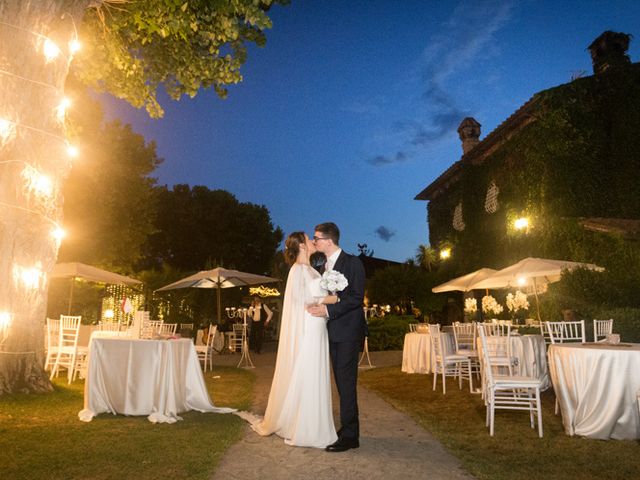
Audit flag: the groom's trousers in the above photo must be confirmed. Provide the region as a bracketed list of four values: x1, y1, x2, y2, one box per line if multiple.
[329, 340, 360, 440]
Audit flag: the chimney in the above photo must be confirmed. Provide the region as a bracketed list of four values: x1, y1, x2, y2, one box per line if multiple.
[588, 31, 632, 75]
[457, 117, 481, 155]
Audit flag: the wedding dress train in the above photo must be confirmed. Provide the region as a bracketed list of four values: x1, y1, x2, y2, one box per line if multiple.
[251, 263, 337, 448]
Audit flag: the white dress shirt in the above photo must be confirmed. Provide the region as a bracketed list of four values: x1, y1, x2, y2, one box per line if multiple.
[325, 248, 342, 272]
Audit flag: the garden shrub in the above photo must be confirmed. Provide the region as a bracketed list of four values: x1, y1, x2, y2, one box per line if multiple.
[367, 315, 414, 351]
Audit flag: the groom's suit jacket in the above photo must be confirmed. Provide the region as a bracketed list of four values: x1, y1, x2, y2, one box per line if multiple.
[324, 251, 368, 342]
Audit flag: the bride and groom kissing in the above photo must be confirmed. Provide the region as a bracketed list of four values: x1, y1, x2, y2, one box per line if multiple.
[250, 222, 367, 452]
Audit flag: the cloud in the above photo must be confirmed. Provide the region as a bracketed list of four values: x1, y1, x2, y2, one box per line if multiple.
[374, 226, 395, 242]
[366, 0, 513, 166]
[366, 150, 409, 166]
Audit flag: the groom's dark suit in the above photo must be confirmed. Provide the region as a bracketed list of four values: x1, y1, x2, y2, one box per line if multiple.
[322, 251, 367, 442]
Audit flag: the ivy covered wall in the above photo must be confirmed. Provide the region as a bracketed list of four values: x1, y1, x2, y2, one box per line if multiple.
[426, 63, 640, 307]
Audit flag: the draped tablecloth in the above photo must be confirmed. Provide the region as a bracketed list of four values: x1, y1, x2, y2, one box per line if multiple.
[79, 337, 234, 423]
[548, 342, 640, 440]
[402, 332, 455, 374]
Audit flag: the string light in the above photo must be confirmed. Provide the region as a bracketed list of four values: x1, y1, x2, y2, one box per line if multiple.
[55, 97, 71, 123]
[13, 264, 44, 290]
[514, 217, 530, 230]
[52, 226, 66, 242]
[69, 39, 81, 54]
[66, 143, 79, 158]
[43, 38, 61, 62]
[0, 117, 15, 145]
[22, 165, 53, 198]
[440, 248, 451, 260]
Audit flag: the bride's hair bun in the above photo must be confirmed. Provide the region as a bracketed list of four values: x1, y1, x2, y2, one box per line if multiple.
[284, 231, 306, 266]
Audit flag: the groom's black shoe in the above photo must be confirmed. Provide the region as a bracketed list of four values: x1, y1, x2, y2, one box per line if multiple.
[325, 437, 359, 452]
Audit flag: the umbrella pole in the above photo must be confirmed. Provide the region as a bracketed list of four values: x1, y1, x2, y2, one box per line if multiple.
[533, 278, 542, 323]
[217, 273, 221, 324]
[67, 277, 75, 315]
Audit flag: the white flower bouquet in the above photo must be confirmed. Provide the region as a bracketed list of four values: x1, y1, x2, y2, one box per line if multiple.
[506, 290, 530, 313]
[320, 269, 348, 294]
[481, 295, 504, 316]
[464, 298, 478, 314]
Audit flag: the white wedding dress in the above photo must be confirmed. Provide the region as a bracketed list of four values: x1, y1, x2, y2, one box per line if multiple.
[251, 263, 338, 448]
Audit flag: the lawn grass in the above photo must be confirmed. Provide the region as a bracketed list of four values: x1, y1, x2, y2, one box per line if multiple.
[0, 366, 253, 480]
[360, 367, 640, 480]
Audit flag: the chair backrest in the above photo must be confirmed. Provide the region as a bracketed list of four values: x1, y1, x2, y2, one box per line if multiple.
[477, 324, 497, 384]
[46, 317, 60, 349]
[141, 319, 163, 339]
[453, 322, 476, 352]
[409, 323, 417, 333]
[205, 325, 217, 347]
[158, 323, 178, 335]
[481, 321, 510, 337]
[593, 319, 613, 342]
[58, 315, 81, 348]
[545, 320, 585, 344]
[428, 324, 445, 358]
[195, 329, 205, 346]
[98, 321, 121, 332]
[232, 323, 245, 337]
[180, 323, 194, 331]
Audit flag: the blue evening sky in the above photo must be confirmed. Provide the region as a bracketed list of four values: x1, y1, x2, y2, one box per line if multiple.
[99, 0, 640, 263]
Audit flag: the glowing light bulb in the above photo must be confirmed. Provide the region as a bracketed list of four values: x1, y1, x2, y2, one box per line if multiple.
[0, 117, 15, 145]
[440, 248, 451, 260]
[22, 166, 53, 198]
[67, 144, 79, 158]
[69, 39, 81, 54]
[43, 38, 61, 62]
[52, 227, 66, 242]
[14, 264, 43, 289]
[104, 309, 114, 319]
[0, 311, 11, 329]
[56, 97, 71, 122]
[517, 276, 527, 286]
[514, 217, 530, 230]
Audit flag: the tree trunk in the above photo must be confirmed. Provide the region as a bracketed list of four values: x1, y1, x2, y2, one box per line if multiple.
[0, 0, 89, 394]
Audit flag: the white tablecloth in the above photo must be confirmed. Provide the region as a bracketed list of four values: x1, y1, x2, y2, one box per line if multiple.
[548, 342, 640, 440]
[402, 332, 455, 374]
[79, 337, 234, 423]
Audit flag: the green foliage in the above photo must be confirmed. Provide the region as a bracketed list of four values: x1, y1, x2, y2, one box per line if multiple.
[367, 315, 413, 351]
[73, 0, 288, 117]
[367, 263, 448, 318]
[142, 184, 283, 274]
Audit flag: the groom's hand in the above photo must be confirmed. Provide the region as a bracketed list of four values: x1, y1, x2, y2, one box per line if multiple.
[306, 304, 328, 317]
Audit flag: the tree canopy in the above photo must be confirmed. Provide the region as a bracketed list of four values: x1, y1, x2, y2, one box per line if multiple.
[142, 184, 283, 274]
[73, 0, 288, 117]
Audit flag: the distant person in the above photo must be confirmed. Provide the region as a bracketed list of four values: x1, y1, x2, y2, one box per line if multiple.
[248, 297, 272, 354]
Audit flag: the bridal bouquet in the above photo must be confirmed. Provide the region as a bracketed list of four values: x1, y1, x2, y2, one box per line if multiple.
[320, 269, 349, 294]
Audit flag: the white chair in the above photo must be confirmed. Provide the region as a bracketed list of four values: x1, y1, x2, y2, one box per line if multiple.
[477, 324, 544, 437]
[98, 321, 122, 332]
[453, 322, 480, 392]
[429, 324, 470, 394]
[180, 323, 194, 332]
[157, 323, 178, 335]
[409, 323, 418, 332]
[195, 326, 218, 372]
[545, 320, 586, 344]
[141, 320, 163, 339]
[44, 317, 60, 371]
[50, 315, 84, 383]
[593, 319, 613, 342]
[231, 323, 245, 352]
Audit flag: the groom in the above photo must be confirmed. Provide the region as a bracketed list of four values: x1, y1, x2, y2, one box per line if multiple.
[308, 222, 367, 452]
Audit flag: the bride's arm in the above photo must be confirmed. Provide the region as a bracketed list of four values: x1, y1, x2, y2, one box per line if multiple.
[320, 295, 339, 305]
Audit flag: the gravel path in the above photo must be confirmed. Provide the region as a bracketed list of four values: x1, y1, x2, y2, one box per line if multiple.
[210, 344, 474, 480]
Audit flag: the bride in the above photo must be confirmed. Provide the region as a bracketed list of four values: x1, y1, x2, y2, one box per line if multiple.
[251, 231, 338, 448]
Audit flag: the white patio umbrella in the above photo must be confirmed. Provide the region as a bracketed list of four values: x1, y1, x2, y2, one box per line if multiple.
[155, 267, 280, 322]
[432, 268, 497, 293]
[50, 262, 142, 314]
[469, 257, 605, 321]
